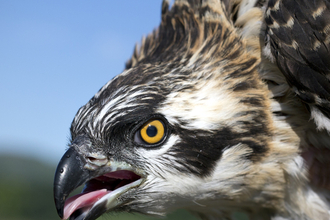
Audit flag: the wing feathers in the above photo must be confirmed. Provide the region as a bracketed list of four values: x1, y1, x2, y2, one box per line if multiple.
[265, 0, 330, 132]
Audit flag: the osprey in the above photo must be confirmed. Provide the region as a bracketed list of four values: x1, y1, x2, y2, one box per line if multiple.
[54, 0, 330, 219]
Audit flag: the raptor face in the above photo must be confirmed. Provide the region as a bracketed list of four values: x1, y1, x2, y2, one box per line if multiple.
[54, 1, 272, 219]
[54, 0, 330, 220]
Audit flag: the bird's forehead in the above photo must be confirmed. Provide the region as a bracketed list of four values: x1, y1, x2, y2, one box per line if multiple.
[71, 85, 163, 140]
[70, 61, 198, 137]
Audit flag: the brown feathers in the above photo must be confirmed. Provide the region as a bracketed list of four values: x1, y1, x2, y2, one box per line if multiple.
[67, 1, 330, 219]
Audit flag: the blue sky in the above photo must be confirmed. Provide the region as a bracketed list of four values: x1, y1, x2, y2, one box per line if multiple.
[0, 1, 162, 164]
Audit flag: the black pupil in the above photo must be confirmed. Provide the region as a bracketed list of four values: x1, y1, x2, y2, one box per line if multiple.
[146, 125, 158, 137]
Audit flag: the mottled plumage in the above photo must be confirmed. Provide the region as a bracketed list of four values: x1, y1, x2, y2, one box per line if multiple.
[265, 0, 330, 131]
[54, 1, 330, 220]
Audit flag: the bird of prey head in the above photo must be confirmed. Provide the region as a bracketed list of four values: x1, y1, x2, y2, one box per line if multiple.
[54, 0, 330, 220]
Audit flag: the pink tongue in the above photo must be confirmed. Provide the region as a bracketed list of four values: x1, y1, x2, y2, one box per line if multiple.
[63, 189, 109, 220]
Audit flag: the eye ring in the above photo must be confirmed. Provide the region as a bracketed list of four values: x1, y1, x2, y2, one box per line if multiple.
[134, 119, 167, 146]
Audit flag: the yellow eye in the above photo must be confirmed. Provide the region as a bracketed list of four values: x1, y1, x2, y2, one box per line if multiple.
[140, 120, 165, 144]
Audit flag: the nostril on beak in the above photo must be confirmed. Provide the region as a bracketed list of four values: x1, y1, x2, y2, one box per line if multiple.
[87, 157, 98, 162]
[86, 156, 108, 166]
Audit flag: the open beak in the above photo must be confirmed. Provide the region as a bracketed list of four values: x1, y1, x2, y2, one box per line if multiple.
[54, 147, 143, 220]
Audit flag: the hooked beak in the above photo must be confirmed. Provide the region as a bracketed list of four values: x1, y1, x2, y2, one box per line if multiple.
[53, 147, 143, 220]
